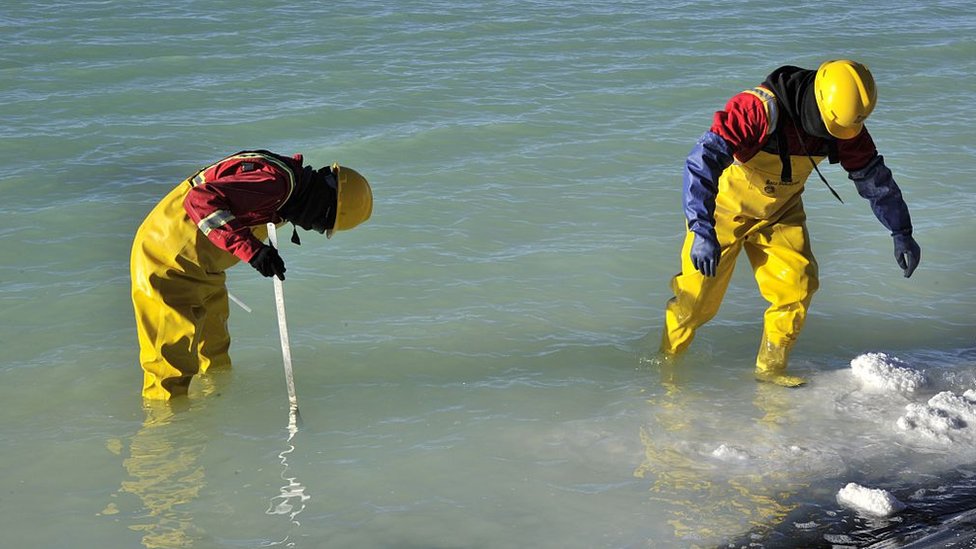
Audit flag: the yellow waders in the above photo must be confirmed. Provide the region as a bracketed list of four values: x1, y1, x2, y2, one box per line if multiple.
[661, 150, 822, 386]
[130, 180, 269, 400]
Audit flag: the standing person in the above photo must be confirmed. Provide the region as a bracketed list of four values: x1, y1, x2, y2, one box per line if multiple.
[659, 60, 921, 387]
[131, 150, 373, 400]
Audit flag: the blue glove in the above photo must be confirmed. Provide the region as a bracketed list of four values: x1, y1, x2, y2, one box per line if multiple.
[690, 230, 721, 277]
[893, 234, 920, 278]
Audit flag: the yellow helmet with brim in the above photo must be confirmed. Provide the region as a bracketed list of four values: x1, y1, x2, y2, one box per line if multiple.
[814, 59, 877, 140]
[327, 163, 372, 238]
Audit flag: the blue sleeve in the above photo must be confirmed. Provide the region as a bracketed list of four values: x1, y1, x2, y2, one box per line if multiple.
[847, 155, 913, 236]
[683, 131, 734, 237]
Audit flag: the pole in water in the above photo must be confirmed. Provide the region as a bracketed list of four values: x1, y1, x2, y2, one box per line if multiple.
[267, 223, 301, 428]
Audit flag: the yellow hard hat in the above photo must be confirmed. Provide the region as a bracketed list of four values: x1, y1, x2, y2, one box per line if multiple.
[814, 60, 877, 140]
[327, 163, 372, 238]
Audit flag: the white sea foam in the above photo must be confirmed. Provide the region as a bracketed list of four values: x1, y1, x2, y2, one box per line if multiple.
[846, 353, 976, 447]
[711, 444, 750, 462]
[897, 390, 976, 444]
[850, 352, 928, 393]
[836, 483, 906, 517]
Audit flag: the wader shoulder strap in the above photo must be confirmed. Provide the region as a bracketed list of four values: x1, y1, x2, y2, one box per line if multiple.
[744, 86, 793, 182]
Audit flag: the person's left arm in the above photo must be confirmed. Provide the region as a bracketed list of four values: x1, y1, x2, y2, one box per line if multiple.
[839, 130, 921, 278]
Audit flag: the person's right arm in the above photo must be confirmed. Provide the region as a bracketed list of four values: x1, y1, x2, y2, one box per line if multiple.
[682, 92, 767, 276]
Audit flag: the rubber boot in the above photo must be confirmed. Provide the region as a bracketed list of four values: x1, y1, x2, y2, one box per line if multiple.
[754, 332, 806, 388]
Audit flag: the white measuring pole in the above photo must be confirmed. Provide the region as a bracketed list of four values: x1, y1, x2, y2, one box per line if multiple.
[267, 223, 300, 428]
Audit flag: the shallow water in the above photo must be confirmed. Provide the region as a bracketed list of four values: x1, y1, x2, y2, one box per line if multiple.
[1, 1, 975, 547]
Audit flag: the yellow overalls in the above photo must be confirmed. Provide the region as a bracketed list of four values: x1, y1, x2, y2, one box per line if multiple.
[130, 179, 270, 400]
[661, 87, 823, 386]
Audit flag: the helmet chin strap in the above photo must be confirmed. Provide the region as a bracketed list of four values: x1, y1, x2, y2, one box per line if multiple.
[791, 124, 844, 204]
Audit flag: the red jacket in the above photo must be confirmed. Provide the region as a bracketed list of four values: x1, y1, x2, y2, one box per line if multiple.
[183, 151, 303, 262]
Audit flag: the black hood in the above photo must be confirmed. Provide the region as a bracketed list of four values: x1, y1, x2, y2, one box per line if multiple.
[762, 65, 832, 139]
[279, 165, 337, 235]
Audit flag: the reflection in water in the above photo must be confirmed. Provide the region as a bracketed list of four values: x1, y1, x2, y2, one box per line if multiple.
[263, 413, 310, 548]
[110, 373, 313, 548]
[119, 399, 206, 548]
[266, 418, 310, 527]
[633, 353, 804, 544]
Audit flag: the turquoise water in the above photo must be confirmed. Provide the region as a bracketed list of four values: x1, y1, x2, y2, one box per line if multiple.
[1, 1, 975, 547]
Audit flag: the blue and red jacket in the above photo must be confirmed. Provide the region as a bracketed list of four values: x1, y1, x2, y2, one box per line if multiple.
[684, 83, 913, 239]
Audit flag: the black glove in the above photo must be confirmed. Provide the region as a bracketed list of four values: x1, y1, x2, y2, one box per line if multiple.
[249, 245, 286, 280]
